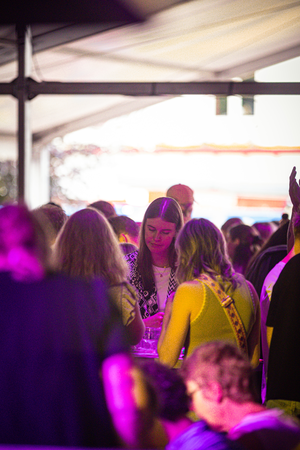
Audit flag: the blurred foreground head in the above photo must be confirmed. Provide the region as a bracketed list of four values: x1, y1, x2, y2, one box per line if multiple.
[138, 359, 190, 422]
[0, 203, 49, 281]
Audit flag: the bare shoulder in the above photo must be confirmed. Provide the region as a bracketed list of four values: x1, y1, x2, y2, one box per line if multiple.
[174, 279, 205, 317]
[175, 279, 204, 297]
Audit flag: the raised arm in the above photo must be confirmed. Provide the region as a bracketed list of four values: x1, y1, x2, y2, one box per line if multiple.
[289, 166, 300, 211]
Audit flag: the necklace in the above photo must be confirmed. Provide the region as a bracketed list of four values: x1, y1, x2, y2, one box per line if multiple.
[153, 265, 170, 278]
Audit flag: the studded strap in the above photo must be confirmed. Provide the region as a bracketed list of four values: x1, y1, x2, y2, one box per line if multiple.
[197, 274, 248, 354]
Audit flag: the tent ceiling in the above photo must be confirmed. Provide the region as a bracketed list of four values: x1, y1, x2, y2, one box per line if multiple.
[1, 0, 300, 154]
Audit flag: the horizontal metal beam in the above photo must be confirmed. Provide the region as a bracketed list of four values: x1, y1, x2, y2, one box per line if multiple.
[154, 82, 300, 96]
[0, 83, 14, 95]
[27, 80, 300, 97]
[2, 78, 300, 98]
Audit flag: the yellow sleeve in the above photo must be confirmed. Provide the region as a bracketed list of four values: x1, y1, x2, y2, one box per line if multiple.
[157, 281, 203, 368]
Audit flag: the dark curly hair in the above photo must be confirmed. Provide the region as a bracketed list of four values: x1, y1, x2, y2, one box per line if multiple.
[138, 360, 190, 422]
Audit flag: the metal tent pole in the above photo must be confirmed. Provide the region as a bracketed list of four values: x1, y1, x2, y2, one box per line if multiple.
[16, 24, 32, 205]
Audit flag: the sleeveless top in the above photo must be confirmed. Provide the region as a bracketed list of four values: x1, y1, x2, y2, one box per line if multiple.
[185, 273, 256, 359]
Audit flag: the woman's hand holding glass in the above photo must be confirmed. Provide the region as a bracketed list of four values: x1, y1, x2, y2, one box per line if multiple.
[143, 311, 164, 328]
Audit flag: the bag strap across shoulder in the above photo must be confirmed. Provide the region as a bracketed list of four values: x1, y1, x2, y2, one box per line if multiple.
[198, 274, 248, 354]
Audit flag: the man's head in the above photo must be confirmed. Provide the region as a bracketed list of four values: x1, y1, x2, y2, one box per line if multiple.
[181, 341, 257, 430]
[166, 184, 194, 224]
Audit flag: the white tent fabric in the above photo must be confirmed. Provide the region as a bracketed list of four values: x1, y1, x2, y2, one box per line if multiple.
[1, 0, 300, 157]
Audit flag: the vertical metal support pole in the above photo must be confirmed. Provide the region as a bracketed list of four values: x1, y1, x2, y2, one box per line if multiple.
[17, 24, 32, 205]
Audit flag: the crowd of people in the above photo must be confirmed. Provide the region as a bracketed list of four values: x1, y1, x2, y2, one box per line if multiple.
[0, 173, 300, 450]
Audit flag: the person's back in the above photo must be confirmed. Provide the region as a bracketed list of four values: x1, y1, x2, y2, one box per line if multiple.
[245, 220, 290, 297]
[266, 253, 300, 417]
[0, 203, 131, 447]
[259, 255, 289, 404]
[158, 218, 260, 368]
[0, 272, 127, 446]
[52, 207, 144, 345]
[258, 210, 300, 405]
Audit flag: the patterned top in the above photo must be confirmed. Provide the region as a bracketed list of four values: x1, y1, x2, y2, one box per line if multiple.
[125, 250, 178, 319]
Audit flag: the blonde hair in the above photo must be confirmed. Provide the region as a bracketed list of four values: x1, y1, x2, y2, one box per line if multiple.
[176, 218, 236, 288]
[53, 207, 128, 285]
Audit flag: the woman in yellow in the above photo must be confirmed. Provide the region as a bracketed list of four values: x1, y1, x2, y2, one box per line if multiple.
[157, 218, 260, 368]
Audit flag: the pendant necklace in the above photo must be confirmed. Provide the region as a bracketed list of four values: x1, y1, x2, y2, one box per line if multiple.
[153, 265, 169, 278]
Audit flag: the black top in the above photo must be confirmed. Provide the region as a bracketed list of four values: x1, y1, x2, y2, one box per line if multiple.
[0, 271, 129, 447]
[266, 253, 300, 402]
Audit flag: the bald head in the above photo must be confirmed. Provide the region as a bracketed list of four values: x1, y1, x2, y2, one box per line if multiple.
[166, 184, 194, 224]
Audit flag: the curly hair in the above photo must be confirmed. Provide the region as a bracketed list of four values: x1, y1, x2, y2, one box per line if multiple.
[175, 218, 236, 289]
[53, 207, 128, 285]
[138, 360, 190, 422]
[181, 340, 257, 404]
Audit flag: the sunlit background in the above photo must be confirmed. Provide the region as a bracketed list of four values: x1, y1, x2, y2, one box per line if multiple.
[45, 57, 300, 227]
